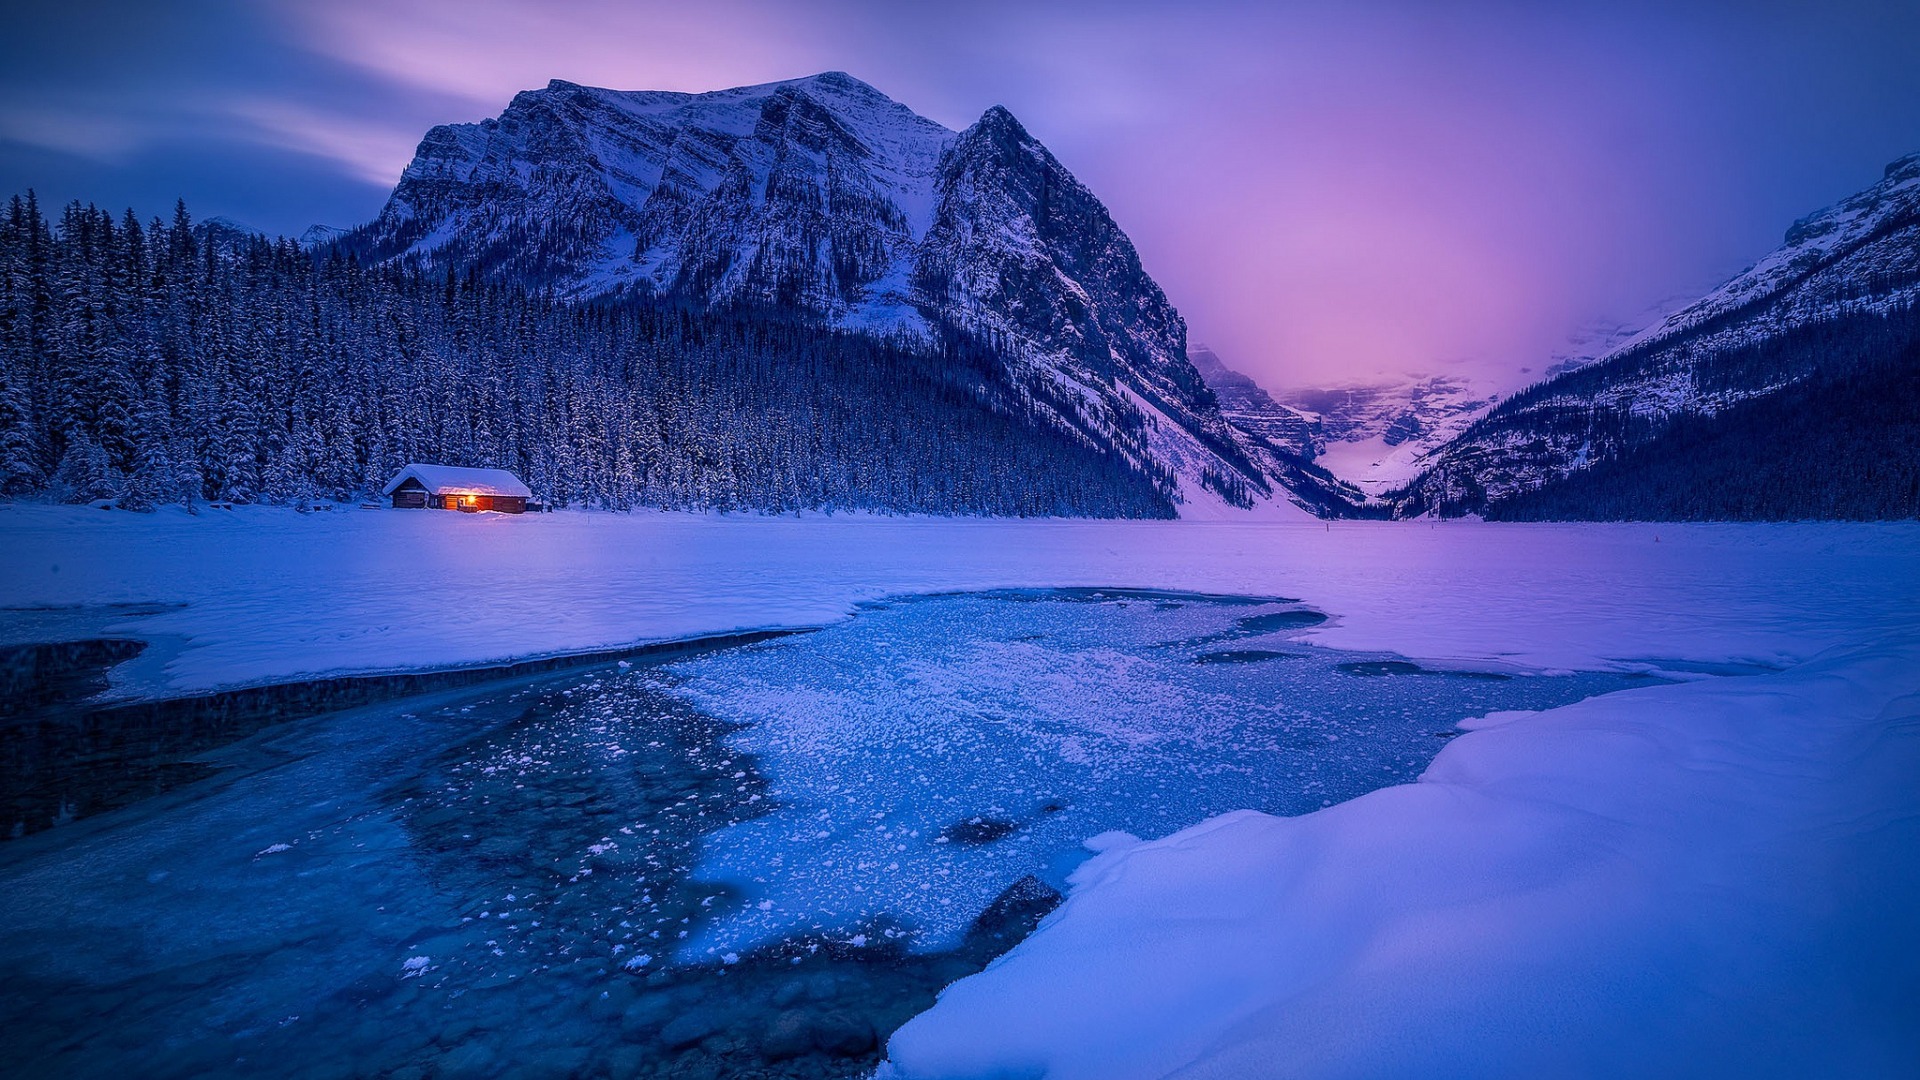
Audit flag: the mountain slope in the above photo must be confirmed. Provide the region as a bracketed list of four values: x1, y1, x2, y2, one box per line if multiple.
[1185, 345, 1371, 515]
[1401, 153, 1920, 519]
[1189, 345, 1318, 456]
[1487, 310, 1920, 521]
[343, 73, 1314, 518]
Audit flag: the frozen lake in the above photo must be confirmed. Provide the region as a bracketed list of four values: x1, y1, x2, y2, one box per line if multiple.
[664, 589, 1657, 959]
[0, 590, 1655, 1079]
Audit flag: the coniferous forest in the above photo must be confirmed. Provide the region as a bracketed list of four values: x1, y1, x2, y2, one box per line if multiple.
[0, 194, 1174, 516]
[1477, 303, 1920, 521]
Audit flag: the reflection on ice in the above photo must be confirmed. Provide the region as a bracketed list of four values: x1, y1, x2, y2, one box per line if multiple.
[664, 590, 1654, 958]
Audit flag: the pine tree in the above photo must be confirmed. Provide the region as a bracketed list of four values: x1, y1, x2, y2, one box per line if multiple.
[49, 431, 116, 502]
[118, 359, 177, 510]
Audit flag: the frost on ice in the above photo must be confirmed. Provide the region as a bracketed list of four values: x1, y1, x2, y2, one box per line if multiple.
[662, 590, 1650, 958]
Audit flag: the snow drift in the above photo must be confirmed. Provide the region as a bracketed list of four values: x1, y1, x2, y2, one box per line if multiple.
[884, 635, 1920, 1078]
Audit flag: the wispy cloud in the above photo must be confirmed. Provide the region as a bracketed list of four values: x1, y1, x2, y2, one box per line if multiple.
[0, 91, 418, 190]
[0, 103, 153, 161]
[278, 0, 843, 110]
[220, 100, 421, 187]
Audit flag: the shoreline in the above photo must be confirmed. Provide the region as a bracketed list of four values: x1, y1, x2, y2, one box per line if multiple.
[0, 626, 817, 845]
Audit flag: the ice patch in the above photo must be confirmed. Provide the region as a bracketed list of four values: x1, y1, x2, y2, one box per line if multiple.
[665, 591, 1654, 958]
[1456, 709, 1535, 731]
[1082, 831, 1141, 854]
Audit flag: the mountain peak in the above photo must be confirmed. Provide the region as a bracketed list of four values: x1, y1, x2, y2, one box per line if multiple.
[1617, 145, 1920, 351]
[349, 72, 1323, 517]
[797, 70, 881, 95]
[973, 104, 1031, 141]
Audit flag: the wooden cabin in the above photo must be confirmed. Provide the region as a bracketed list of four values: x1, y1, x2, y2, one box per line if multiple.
[382, 464, 532, 514]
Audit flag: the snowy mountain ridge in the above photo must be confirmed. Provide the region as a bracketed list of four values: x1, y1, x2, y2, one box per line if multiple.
[344, 73, 1319, 518]
[367, 73, 947, 317]
[1187, 345, 1319, 457]
[1624, 153, 1920, 353]
[1400, 151, 1920, 517]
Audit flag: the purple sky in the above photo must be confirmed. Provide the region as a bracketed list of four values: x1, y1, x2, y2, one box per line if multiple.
[3, 0, 1916, 390]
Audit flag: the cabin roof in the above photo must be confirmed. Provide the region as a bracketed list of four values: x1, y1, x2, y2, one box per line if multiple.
[381, 464, 532, 499]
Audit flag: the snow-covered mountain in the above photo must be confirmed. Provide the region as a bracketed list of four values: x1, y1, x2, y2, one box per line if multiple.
[1188, 345, 1318, 456]
[299, 224, 347, 248]
[192, 215, 268, 255]
[1183, 345, 1368, 513]
[1187, 304, 1684, 502]
[1188, 344, 1496, 503]
[1272, 374, 1499, 498]
[1401, 152, 1920, 518]
[344, 73, 1313, 517]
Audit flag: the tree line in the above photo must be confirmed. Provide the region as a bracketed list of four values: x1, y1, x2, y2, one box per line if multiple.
[0, 193, 1175, 517]
[1484, 303, 1920, 521]
[1399, 299, 1920, 521]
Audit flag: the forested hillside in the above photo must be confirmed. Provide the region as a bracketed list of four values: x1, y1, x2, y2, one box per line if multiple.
[1480, 305, 1920, 521]
[1397, 153, 1920, 521]
[0, 194, 1174, 516]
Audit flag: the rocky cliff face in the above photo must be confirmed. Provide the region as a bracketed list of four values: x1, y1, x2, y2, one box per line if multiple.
[346, 73, 1313, 516]
[1188, 345, 1319, 456]
[1401, 153, 1920, 516]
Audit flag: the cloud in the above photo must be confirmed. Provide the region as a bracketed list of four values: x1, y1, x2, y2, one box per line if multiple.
[0, 103, 153, 162]
[278, 0, 846, 109]
[221, 100, 421, 188]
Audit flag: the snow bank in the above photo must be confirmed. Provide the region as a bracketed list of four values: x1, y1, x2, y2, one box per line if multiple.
[883, 636, 1920, 1078]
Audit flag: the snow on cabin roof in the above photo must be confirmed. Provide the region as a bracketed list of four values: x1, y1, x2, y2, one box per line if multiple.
[382, 464, 532, 499]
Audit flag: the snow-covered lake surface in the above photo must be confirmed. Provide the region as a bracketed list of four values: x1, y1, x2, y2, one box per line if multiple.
[2, 503, 1911, 692]
[3, 505, 1918, 1078]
